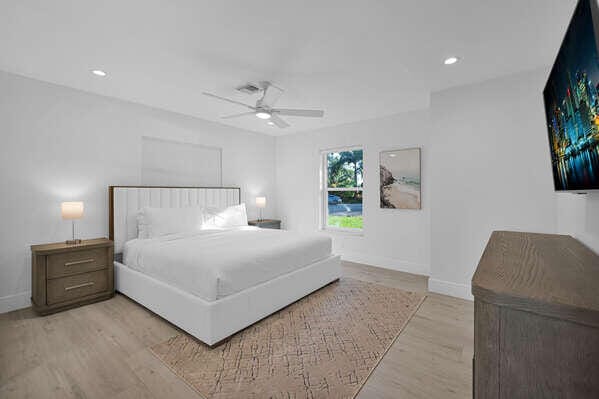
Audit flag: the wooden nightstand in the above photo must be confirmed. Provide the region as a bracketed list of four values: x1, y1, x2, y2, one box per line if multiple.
[248, 219, 281, 229]
[31, 238, 114, 315]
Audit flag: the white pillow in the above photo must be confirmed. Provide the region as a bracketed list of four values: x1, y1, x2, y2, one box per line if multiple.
[137, 206, 204, 239]
[202, 203, 248, 228]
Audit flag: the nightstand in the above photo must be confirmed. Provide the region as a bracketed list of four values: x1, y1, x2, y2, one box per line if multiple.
[31, 238, 114, 315]
[248, 219, 281, 229]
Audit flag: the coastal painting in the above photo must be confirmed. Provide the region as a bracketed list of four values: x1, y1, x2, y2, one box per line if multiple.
[380, 148, 421, 209]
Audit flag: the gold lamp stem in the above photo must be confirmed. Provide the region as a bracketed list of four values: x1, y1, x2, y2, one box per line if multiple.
[66, 220, 81, 245]
[62, 201, 84, 245]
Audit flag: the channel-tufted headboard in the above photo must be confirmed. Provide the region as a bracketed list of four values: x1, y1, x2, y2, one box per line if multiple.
[109, 186, 241, 255]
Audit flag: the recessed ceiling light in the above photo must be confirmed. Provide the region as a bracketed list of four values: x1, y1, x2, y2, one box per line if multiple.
[91, 69, 107, 77]
[444, 56, 459, 65]
[267, 121, 275, 126]
[389, 153, 397, 157]
[255, 111, 271, 120]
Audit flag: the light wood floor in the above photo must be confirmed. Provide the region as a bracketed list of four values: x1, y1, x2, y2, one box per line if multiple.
[0, 262, 473, 398]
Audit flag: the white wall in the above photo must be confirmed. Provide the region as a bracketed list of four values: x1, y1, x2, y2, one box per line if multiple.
[276, 110, 431, 276]
[429, 68, 598, 299]
[277, 67, 598, 301]
[0, 71, 277, 313]
[3, 67, 597, 313]
[557, 193, 599, 253]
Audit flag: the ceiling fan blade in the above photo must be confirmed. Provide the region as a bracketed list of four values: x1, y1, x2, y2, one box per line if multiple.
[220, 112, 255, 119]
[270, 114, 290, 128]
[202, 92, 255, 110]
[272, 108, 324, 118]
[259, 83, 283, 107]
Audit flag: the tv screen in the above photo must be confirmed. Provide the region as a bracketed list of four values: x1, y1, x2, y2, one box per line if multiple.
[543, 0, 599, 191]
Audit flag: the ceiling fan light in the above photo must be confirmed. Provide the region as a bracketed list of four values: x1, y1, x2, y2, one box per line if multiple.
[255, 111, 271, 120]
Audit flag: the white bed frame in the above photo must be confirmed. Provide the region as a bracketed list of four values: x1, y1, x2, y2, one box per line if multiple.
[109, 186, 341, 346]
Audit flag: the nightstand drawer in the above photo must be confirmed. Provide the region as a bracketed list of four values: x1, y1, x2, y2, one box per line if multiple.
[248, 219, 281, 229]
[47, 270, 108, 305]
[47, 247, 108, 279]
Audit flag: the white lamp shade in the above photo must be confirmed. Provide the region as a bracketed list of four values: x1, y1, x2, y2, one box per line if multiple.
[61, 202, 84, 220]
[255, 196, 266, 208]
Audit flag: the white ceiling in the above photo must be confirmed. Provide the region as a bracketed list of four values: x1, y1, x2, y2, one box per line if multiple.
[0, 0, 577, 135]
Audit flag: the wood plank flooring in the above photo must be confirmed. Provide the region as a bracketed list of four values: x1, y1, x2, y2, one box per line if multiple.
[0, 261, 473, 398]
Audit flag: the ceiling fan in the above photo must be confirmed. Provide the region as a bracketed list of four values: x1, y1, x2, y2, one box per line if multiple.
[202, 82, 324, 128]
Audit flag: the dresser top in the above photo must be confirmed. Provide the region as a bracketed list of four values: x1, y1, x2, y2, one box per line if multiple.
[31, 238, 112, 254]
[472, 231, 599, 327]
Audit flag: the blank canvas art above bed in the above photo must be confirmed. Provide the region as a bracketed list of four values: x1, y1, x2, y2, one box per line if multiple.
[141, 136, 223, 186]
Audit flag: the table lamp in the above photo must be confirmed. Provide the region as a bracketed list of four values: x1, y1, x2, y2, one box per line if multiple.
[62, 201, 84, 244]
[255, 197, 266, 221]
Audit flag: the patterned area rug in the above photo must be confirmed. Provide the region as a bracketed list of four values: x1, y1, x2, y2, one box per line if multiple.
[150, 278, 425, 399]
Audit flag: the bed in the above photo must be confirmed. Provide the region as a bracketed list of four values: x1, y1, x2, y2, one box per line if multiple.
[109, 186, 341, 346]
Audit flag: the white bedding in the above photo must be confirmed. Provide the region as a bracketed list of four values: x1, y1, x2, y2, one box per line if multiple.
[123, 226, 332, 301]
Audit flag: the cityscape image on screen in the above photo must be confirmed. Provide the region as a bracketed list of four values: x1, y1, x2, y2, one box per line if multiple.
[544, 0, 599, 190]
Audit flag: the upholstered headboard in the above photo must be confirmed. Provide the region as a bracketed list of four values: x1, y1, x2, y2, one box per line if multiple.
[109, 186, 241, 255]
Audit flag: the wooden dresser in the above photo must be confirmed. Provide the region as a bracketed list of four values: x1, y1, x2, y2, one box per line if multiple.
[472, 231, 599, 398]
[31, 238, 114, 315]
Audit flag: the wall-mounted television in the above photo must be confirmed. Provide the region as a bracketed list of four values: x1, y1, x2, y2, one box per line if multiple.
[543, 0, 599, 191]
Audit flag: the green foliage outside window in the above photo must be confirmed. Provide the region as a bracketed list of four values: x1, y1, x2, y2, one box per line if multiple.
[327, 150, 363, 189]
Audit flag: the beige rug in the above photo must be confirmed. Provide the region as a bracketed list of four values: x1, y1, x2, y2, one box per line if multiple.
[150, 278, 425, 399]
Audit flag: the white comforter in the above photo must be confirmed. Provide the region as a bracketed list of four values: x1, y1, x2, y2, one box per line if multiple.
[123, 226, 332, 301]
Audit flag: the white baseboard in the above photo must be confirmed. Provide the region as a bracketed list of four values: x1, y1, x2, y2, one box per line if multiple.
[428, 278, 473, 301]
[340, 251, 430, 276]
[0, 291, 31, 314]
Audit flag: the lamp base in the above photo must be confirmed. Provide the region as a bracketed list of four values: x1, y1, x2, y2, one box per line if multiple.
[66, 239, 82, 245]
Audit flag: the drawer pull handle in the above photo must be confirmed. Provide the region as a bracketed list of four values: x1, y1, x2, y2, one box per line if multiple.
[65, 282, 94, 291]
[64, 259, 95, 267]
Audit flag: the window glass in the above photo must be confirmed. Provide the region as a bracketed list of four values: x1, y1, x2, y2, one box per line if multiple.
[324, 149, 363, 230]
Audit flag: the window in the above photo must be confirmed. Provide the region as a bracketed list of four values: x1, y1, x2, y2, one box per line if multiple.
[322, 148, 363, 230]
